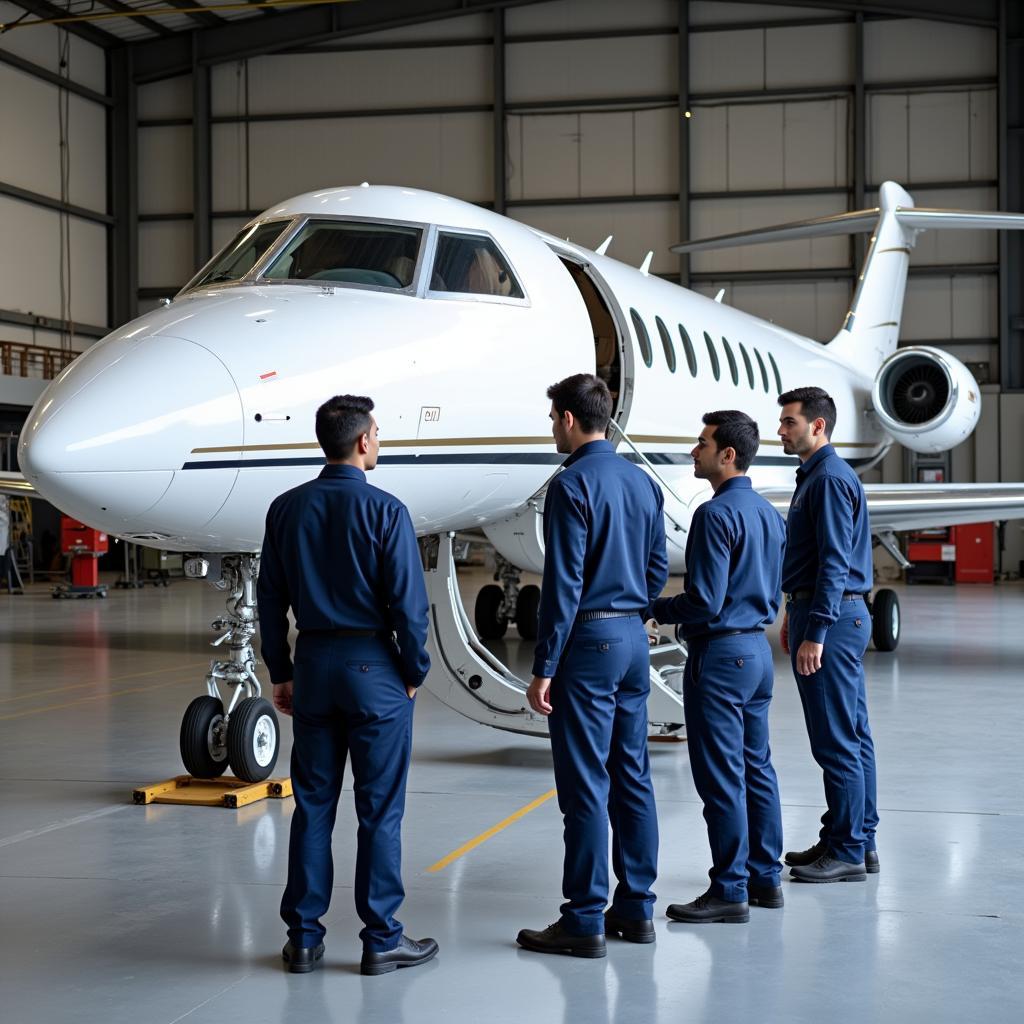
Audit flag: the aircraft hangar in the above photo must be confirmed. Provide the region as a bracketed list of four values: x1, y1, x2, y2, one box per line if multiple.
[1, 1, 1023, 1021]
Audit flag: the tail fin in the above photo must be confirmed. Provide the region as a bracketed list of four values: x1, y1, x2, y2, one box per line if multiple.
[671, 181, 1024, 378]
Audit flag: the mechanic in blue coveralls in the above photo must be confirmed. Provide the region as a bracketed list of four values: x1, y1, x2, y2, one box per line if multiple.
[648, 410, 786, 923]
[777, 386, 879, 883]
[517, 373, 668, 958]
[257, 394, 439, 976]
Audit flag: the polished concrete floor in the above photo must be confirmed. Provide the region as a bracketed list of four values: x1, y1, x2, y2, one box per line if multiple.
[1, 571, 1023, 1023]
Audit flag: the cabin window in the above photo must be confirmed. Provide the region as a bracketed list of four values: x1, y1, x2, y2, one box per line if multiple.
[739, 341, 755, 389]
[678, 325, 698, 377]
[430, 233, 523, 297]
[754, 348, 770, 393]
[655, 316, 676, 373]
[721, 336, 739, 386]
[703, 331, 721, 381]
[192, 220, 289, 288]
[768, 352, 783, 394]
[631, 309, 653, 368]
[264, 220, 422, 288]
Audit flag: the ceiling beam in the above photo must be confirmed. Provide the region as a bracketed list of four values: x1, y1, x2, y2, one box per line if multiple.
[92, 0, 174, 38]
[6, 0, 120, 48]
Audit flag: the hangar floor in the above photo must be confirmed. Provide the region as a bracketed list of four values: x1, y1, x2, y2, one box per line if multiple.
[1, 571, 1022, 1023]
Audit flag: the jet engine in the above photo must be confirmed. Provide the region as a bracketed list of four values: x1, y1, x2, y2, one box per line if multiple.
[871, 346, 981, 454]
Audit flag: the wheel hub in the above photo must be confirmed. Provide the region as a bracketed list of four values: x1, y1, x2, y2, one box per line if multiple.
[252, 715, 277, 768]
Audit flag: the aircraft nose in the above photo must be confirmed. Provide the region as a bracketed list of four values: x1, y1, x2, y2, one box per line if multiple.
[20, 337, 242, 526]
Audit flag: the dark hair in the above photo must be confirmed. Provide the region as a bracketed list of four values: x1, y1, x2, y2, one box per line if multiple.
[546, 373, 613, 434]
[702, 410, 760, 473]
[778, 386, 837, 438]
[315, 394, 374, 459]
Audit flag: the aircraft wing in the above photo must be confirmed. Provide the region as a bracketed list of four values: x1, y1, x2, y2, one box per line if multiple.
[0, 472, 35, 498]
[760, 483, 1024, 533]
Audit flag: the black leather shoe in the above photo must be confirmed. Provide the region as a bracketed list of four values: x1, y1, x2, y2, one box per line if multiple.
[604, 911, 655, 943]
[360, 935, 439, 976]
[282, 941, 325, 974]
[517, 921, 606, 958]
[790, 852, 866, 883]
[747, 884, 784, 908]
[784, 840, 827, 866]
[866, 850, 880, 874]
[666, 893, 749, 924]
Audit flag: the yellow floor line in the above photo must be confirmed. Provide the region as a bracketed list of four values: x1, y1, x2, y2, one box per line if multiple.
[0, 675, 198, 722]
[0, 661, 211, 706]
[426, 789, 557, 873]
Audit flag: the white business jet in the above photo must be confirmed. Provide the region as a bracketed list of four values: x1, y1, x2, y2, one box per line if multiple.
[9, 180, 1024, 782]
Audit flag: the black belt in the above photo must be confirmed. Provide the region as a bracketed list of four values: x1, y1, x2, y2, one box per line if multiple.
[787, 591, 866, 603]
[302, 628, 385, 638]
[578, 609, 641, 622]
[688, 627, 765, 642]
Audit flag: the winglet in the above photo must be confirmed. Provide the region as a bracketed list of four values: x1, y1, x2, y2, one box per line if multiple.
[595, 235, 613, 256]
[639, 251, 654, 276]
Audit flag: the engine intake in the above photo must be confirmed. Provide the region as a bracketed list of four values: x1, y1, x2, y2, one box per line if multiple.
[871, 346, 981, 454]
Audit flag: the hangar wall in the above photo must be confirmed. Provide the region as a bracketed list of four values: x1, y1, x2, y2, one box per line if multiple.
[0, 1, 109, 405]
[126, 0, 1022, 570]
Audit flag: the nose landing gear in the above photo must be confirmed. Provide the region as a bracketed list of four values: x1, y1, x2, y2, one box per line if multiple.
[179, 555, 279, 783]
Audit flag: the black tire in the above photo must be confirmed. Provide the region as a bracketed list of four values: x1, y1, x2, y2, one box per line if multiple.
[474, 583, 508, 639]
[515, 584, 541, 641]
[180, 695, 229, 779]
[227, 696, 279, 782]
[871, 589, 900, 652]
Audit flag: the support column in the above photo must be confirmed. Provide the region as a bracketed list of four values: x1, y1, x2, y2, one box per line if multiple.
[999, 0, 1023, 391]
[108, 46, 138, 328]
[493, 8, 506, 215]
[192, 34, 213, 270]
[853, 12, 867, 271]
[678, 0, 690, 287]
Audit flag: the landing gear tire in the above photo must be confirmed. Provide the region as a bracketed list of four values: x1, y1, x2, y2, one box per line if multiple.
[227, 697, 279, 782]
[474, 583, 508, 640]
[180, 695, 229, 779]
[870, 589, 900, 652]
[515, 584, 541, 641]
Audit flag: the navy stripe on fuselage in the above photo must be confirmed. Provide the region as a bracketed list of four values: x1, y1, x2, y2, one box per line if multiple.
[181, 452, 879, 471]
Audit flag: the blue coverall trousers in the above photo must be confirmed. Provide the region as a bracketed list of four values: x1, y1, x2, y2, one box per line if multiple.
[788, 597, 878, 864]
[548, 616, 659, 936]
[280, 634, 414, 952]
[684, 631, 783, 901]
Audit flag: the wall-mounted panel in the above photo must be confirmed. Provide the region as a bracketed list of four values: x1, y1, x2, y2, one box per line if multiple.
[139, 220, 194, 291]
[211, 47, 492, 117]
[138, 75, 193, 121]
[221, 113, 492, 211]
[0, 198, 107, 326]
[863, 20, 994, 84]
[0, 68, 107, 213]
[0, 3, 106, 93]
[690, 2, 844, 25]
[508, 0, 675, 34]
[138, 126, 193, 215]
[693, 279, 851, 341]
[507, 36, 675, 104]
[510, 201, 678, 275]
[764, 22, 853, 90]
[689, 194, 850, 272]
[900, 274, 996, 341]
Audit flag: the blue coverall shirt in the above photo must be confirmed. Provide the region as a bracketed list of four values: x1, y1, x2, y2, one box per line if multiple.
[257, 463, 430, 687]
[781, 444, 873, 645]
[533, 439, 669, 678]
[650, 475, 786, 638]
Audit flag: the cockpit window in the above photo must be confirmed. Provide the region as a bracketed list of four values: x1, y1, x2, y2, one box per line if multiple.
[263, 221, 422, 289]
[430, 233, 523, 298]
[192, 221, 288, 288]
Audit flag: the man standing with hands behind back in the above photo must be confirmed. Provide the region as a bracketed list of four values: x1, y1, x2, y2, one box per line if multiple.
[258, 394, 438, 976]
[517, 373, 668, 958]
[777, 386, 879, 883]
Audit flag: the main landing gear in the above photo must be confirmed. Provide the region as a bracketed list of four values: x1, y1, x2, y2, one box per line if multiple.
[424, 533, 685, 739]
[179, 555, 279, 783]
[474, 552, 542, 641]
[867, 588, 900, 652]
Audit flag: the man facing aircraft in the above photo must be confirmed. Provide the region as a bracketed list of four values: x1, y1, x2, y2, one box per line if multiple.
[648, 411, 786, 922]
